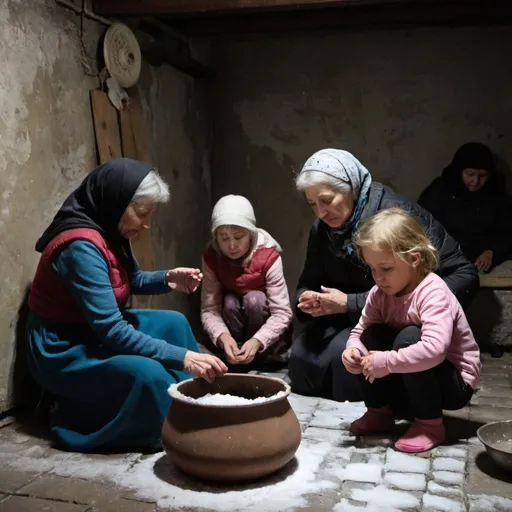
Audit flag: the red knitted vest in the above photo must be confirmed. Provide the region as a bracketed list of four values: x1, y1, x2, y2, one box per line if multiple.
[203, 245, 280, 295]
[29, 228, 131, 323]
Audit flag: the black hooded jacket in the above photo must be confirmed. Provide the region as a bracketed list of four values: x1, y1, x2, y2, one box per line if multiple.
[418, 142, 512, 267]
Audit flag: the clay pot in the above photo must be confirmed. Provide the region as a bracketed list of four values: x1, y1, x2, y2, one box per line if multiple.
[161, 373, 302, 482]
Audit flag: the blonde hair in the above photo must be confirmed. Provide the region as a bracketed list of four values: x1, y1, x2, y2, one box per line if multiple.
[354, 207, 439, 275]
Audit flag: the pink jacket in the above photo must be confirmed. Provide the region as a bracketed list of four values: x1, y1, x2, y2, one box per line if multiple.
[347, 273, 481, 389]
[200, 235, 292, 349]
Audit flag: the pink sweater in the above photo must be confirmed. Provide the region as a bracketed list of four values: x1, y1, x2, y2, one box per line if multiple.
[200, 254, 292, 350]
[347, 273, 480, 389]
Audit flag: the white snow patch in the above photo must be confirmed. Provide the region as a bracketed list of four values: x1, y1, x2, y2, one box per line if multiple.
[423, 493, 465, 511]
[316, 399, 366, 414]
[350, 484, 420, 509]
[334, 498, 400, 512]
[468, 494, 512, 511]
[384, 450, 430, 474]
[1, 439, 338, 512]
[309, 410, 344, 429]
[367, 452, 386, 465]
[288, 394, 319, 413]
[384, 472, 426, 491]
[433, 446, 467, 459]
[312, 400, 366, 428]
[432, 470, 464, 486]
[427, 480, 463, 498]
[303, 427, 355, 444]
[339, 463, 382, 484]
[432, 457, 466, 472]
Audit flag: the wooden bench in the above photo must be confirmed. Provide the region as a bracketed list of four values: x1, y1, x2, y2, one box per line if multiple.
[479, 260, 512, 288]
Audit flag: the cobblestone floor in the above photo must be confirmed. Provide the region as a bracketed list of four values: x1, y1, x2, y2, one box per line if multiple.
[0, 353, 510, 511]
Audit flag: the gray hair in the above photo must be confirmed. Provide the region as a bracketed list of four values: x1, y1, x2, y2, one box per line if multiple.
[295, 170, 352, 195]
[131, 169, 170, 204]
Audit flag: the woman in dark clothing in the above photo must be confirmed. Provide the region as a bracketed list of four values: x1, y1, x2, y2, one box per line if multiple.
[288, 148, 479, 402]
[418, 142, 512, 273]
[27, 159, 227, 452]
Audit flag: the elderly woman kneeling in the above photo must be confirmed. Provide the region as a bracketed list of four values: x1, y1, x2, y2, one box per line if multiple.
[289, 149, 479, 402]
[27, 159, 227, 452]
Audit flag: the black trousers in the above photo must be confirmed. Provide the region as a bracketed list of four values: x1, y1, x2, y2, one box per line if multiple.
[288, 318, 363, 402]
[358, 324, 474, 419]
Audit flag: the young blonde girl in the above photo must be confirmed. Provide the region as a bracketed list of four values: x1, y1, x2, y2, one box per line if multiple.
[201, 195, 292, 366]
[342, 207, 480, 453]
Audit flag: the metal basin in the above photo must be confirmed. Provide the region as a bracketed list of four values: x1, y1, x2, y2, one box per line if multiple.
[477, 420, 512, 472]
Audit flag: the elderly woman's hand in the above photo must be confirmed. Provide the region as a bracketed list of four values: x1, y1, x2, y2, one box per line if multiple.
[297, 290, 320, 313]
[475, 250, 493, 273]
[298, 286, 348, 317]
[166, 267, 203, 293]
[183, 351, 228, 383]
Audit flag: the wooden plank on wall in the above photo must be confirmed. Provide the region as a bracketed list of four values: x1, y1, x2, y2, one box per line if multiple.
[120, 89, 158, 309]
[90, 90, 123, 163]
[90, 88, 158, 309]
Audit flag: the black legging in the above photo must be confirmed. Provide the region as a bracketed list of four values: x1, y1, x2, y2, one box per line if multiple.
[289, 318, 362, 402]
[358, 324, 474, 419]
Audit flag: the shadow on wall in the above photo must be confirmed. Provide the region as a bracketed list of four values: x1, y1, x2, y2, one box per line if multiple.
[494, 152, 512, 194]
[8, 284, 41, 412]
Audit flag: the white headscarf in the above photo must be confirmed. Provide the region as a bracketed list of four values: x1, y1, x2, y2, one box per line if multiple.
[211, 194, 282, 252]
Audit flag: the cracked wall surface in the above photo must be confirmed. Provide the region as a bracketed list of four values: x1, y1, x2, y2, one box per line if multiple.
[211, 27, 512, 294]
[0, 0, 212, 411]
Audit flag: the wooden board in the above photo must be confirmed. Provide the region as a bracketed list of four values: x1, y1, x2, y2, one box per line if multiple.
[90, 90, 123, 163]
[120, 89, 158, 309]
[95, 0, 354, 15]
[479, 275, 512, 289]
[120, 91, 150, 161]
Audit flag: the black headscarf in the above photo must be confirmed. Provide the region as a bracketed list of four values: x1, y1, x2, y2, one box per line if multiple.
[36, 158, 153, 269]
[442, 142, 502, 195]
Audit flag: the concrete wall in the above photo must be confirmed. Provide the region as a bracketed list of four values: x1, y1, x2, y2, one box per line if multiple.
[0, 0, 212, 412]
[211, 26, 512, 295]
[139, 59, 213, 328]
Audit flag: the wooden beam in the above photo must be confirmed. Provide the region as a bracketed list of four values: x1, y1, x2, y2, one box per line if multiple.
[163, 0, 512, 35]
[94, 0, 397, 16]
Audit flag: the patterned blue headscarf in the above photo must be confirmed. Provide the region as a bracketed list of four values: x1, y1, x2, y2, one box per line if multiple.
[300, 149, 372, 255]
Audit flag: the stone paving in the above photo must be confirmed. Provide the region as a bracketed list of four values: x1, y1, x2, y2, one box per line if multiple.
[0, 353, 511, 511]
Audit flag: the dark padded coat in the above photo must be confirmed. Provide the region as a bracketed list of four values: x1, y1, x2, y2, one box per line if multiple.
[418, 143, 512, 268]
[295, 183, 479, 324]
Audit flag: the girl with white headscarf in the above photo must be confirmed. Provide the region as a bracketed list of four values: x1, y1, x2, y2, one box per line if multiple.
[200, 195, 292, 368]
[289, 149, 479, 403]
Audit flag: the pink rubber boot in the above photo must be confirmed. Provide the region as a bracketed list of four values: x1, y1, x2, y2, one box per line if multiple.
[350, 406, 396, 436]
[395, 417, 445, 453]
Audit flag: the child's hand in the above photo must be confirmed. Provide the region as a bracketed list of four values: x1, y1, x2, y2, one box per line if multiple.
[217, 333, 240, 364]
[236, 338, 263, 364]
[342, 348, 363, 374]
[361, 352, 376, 383]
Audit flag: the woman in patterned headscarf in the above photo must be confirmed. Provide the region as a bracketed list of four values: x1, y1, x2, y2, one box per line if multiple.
[289, 149, 479, 403]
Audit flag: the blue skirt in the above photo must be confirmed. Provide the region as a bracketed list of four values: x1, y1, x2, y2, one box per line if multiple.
[26, 309, 196, 452]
